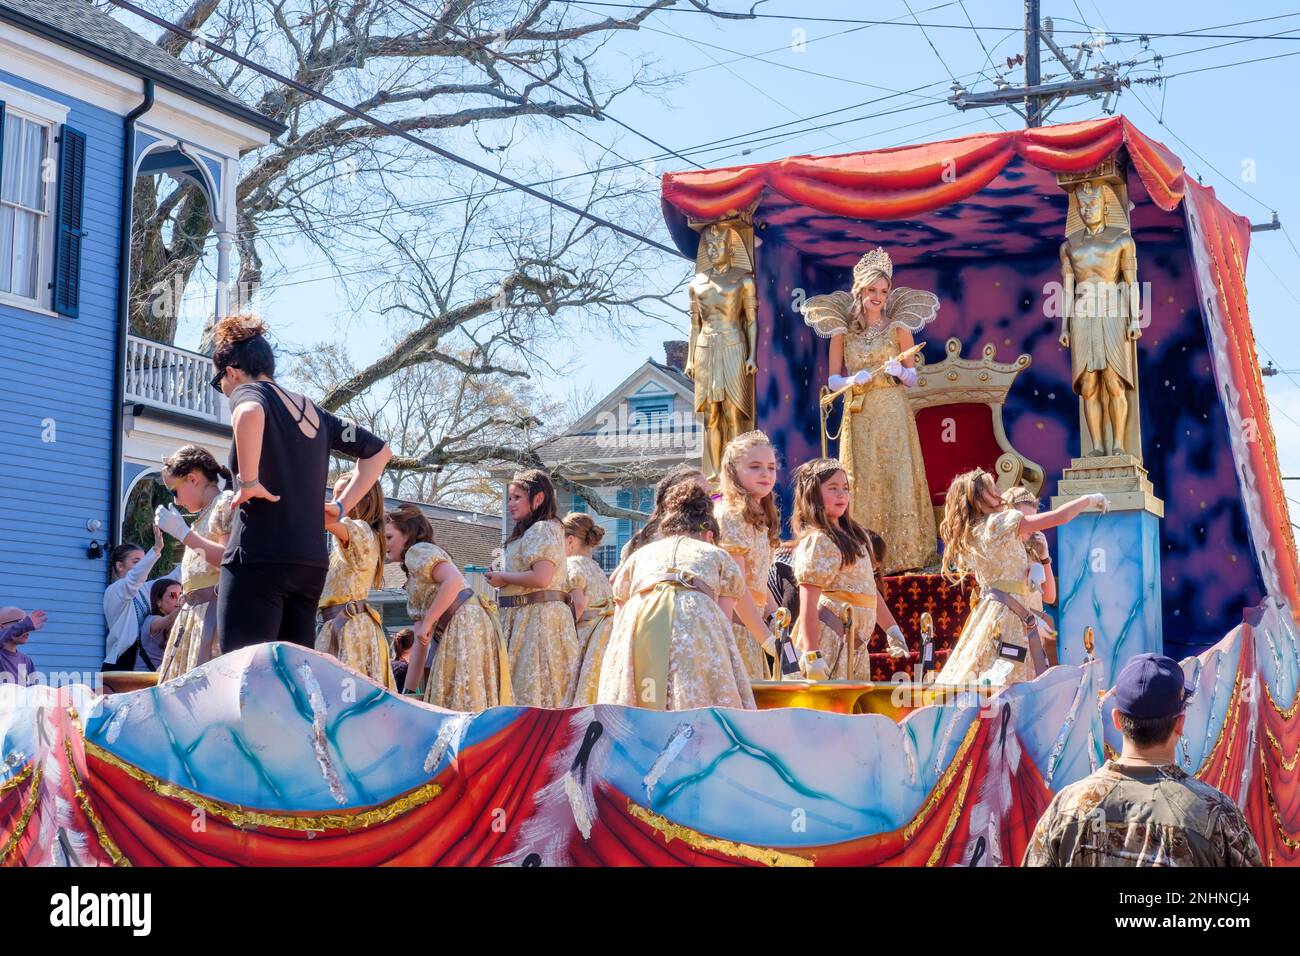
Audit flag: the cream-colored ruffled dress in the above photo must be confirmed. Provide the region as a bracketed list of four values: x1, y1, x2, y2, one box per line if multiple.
[502, 520, 581, 708]
[597, 534, 754, 710]
[569, 554, 616, 706]
[935, 510, 1037, 688]
[405, 542, 509, 711]
[713, 499, 773, 681]
[158, 490, 234, 681]
[314, 518, 394, 690]
[792, 529, 879, 681]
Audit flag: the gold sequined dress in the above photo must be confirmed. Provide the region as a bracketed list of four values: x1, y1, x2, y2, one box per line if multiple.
[314, 518, 394, 690]
[792, 530, 878, 680]
[158, 490, 234, 681]
[404, 542, 509, 711]
[569, 554, 617, 706]
[935, 510, 1036, 688]
[502, 520, 581, 708]
[840, 326, 938, 573]
[714, 499, 772, 680]
[597, 534, 754, 710]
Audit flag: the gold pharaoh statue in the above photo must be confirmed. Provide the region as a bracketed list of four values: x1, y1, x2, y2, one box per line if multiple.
[685, 220, 758, 480]
[1058, 164, 1142, 459]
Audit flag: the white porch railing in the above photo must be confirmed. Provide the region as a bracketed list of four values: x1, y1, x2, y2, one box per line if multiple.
[124, 335, 230, 425]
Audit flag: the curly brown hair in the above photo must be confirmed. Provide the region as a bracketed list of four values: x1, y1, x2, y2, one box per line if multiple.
[213, 312, 275, 379]
[625, 464, 706, 556]
[658, 482, 720, 539]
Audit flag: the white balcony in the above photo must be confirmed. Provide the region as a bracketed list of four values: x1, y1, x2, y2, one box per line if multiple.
[124, 334, 231, 426]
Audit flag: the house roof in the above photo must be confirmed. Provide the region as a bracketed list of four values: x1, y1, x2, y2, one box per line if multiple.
[0, 0, 285, 135]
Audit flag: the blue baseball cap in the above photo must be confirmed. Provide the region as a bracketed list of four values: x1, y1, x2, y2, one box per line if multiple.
[1113, 653, 1194, 720]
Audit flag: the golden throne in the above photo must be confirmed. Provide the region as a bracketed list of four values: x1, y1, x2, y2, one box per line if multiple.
[907, 337, 1045, 525]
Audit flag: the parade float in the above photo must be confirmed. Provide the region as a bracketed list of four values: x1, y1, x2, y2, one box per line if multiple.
[2, 115, 1297, 866]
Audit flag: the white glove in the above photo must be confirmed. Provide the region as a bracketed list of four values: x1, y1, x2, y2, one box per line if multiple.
[896, 366, 918, 387]
[800, 651, 829, 681]
[885, 625, 910, 660]
[1028, 562, 1047, 587]
[883, 358, 904, 377]
[828, 373, 850, 391]
[852, 369, 873, 387]
[1085, 492, 1111, 514]
[154, 504, 191, 542]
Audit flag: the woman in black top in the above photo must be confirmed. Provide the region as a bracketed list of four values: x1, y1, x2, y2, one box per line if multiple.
[211, 314, 392, 651]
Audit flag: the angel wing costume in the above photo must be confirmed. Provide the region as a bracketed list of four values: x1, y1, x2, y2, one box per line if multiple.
[801, 248, 939, 573]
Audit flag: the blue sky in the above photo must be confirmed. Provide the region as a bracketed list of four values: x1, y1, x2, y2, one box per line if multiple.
[160, 0, 1300, 519]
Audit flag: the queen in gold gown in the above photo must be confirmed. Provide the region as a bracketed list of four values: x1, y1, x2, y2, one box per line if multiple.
[801, 247, 939, 573]
[564, 513, 617, 706]
[387, 503, 510, 711]
[597, 482, 754, 710]
[936, 469, 1104, 688]
[316, 477, 393, 689]
[486, 470, 581, 708]
[714, 430, 779, 680]
[154, 446, 235, 682]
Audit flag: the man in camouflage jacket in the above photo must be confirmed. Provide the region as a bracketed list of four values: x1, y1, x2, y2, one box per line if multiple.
[1024, 653, 1261, 867]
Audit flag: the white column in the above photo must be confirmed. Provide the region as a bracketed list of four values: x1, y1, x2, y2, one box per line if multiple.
[215, 230, 233, 320]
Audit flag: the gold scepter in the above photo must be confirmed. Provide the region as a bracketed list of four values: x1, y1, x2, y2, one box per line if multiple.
[819, 341, 927, 408]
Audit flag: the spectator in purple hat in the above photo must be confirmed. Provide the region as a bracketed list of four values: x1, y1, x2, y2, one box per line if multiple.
[1024, 652, 1261, 867]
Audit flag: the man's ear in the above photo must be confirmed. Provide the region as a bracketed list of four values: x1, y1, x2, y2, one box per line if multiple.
[1173, 712, 1187, 739]
[1111, 708, 1123, 732]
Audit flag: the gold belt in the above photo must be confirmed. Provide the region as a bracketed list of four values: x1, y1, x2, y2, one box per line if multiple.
[821, 589, 877, 609]
[634, 569, 718, 604]
[498, 589, 569, 609]
[578, 601, 616, 624]
[984, 579, 1029, 597]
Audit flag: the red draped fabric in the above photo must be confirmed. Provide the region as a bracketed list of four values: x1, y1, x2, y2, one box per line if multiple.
[662, 116, 1185, 221]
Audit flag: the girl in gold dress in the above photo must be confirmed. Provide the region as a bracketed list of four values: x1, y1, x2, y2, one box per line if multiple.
[801, 247, 939, 573]
[714, 430, 779, 680]
[387, 503, 510, 710]
[597, 483, 754, 710]
[936, 469, 1106, 688]
[565, 513, 616, 706]
[485, 470, 581, 708]
[153, 446, 235, 681]
[315, 474, 393, 689]
[791, 459, 911, 680]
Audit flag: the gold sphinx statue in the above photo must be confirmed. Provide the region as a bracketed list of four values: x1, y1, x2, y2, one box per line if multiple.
[1057, 161, 1143, 460]
[685, 220, 758, 480]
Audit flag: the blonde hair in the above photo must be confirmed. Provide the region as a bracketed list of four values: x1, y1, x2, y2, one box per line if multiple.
[719, 430, 780, 548]
[1000, 485, 1038, 509]
[562, 512, 606, 549]
[939, 468, 998, 582]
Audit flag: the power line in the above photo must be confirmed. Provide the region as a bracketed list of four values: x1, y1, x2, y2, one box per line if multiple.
[559, 3, 1300, 40]
[107, 0, 680, 257]
[1157, 47, 1300, 80]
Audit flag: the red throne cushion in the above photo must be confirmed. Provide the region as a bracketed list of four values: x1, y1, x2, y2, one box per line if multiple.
[863, 572, 976, 681]
[914, 403, 1007, 505]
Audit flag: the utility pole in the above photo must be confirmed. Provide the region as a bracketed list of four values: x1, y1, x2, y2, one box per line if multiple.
[1025, 0, 1043, 127]
[949, 0, 1128, 127]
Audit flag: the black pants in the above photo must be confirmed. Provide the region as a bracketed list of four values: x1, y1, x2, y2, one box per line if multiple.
[219, 559, 328, 652]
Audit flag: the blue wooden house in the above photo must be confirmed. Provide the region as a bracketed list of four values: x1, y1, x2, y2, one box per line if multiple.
[0, 0, 282, 675]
